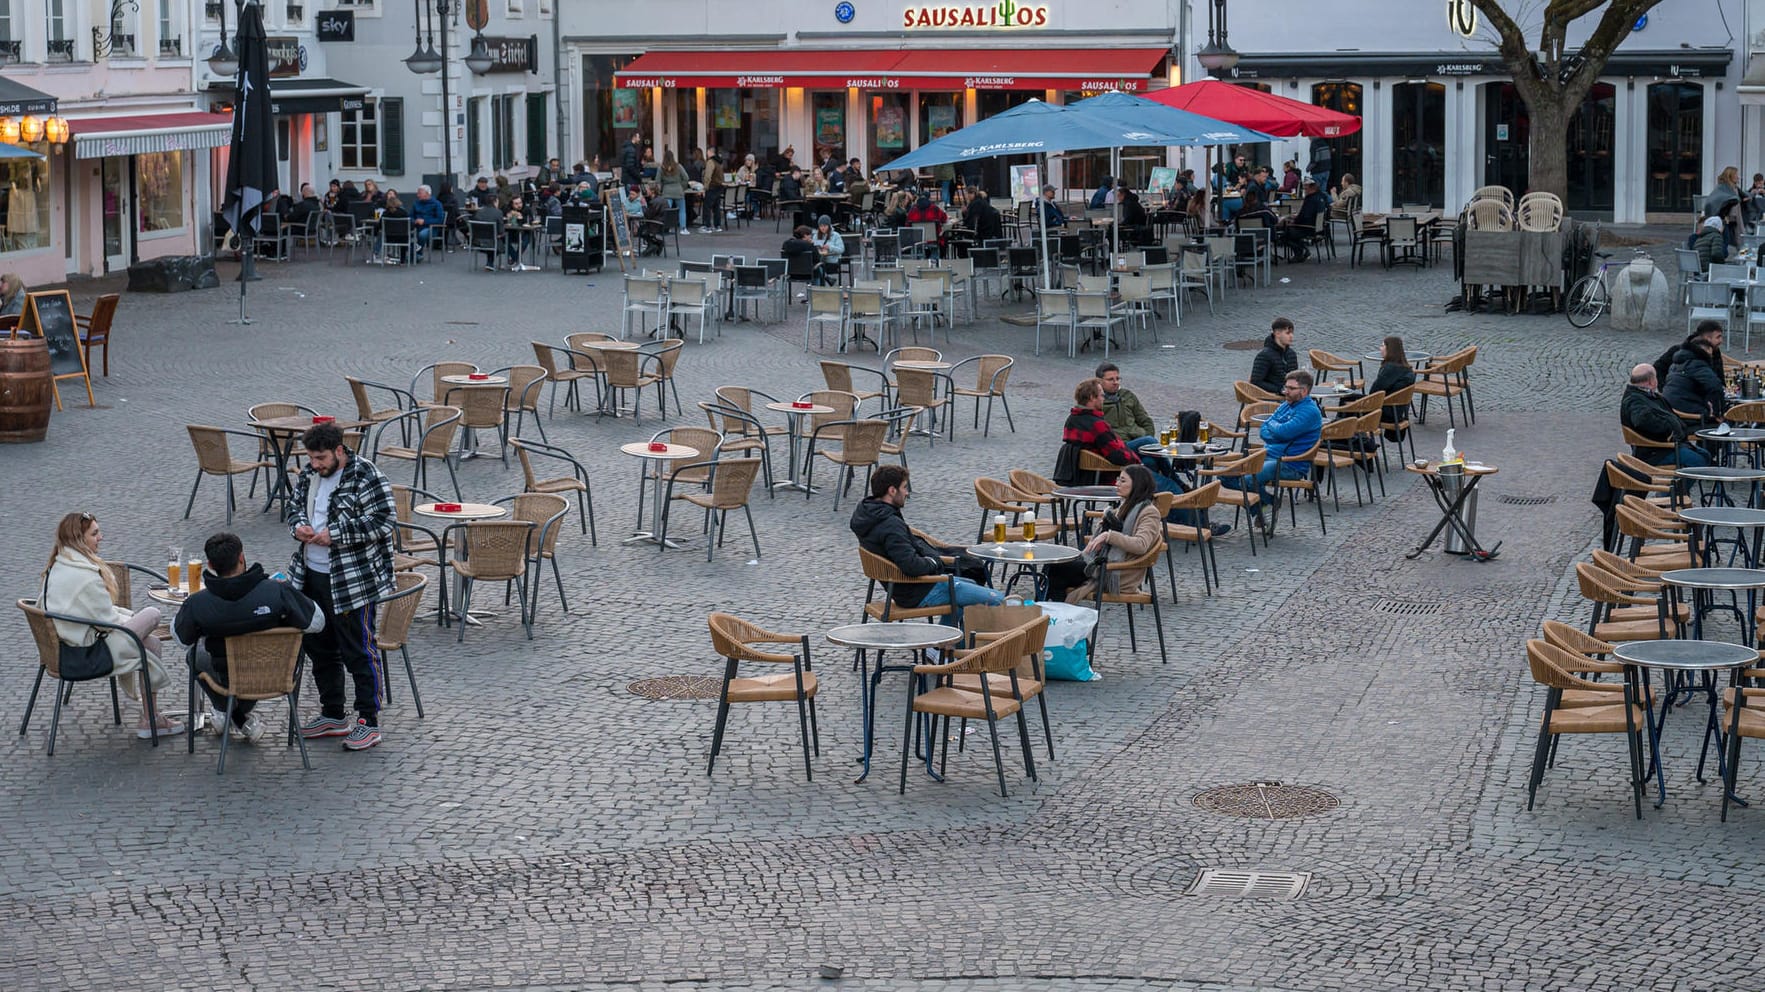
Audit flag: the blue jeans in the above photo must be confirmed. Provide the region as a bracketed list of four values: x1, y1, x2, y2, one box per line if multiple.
[1223, 458, 1311, 510]
[664, 196, 686, 230]
[917, 576, 1004, 626]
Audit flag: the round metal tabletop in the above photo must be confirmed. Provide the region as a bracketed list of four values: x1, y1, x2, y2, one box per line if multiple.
[1612, 638, 1759, 671]
[1050, 485, 1120, 501]
[1660, 567, 1765, 590]
[826, 622, 963, 650]
[965, 542, 1083, 564]
[1678, 506, 1765, 528]
[1677, 465, 1765, 482]
[1696, 428, 1765, 443]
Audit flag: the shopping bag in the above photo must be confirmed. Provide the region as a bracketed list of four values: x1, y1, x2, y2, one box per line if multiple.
[1037, 601, 1099, 682]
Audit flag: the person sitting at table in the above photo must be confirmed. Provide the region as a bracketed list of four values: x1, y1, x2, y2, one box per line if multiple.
[733, 153, 757, 186]
[1183, 184, 1209, 226]
[906, 193, 948, 257]
[1033, 185, 1065, 230]
[843, 159, 869, 198]
[1063, 378, 1225, 533]
[1223, 370, 1323, 537]
[361, 178, 386, 210]
[0, 271, 26, 316]
[1332, 173, 1361, 205]
[802, 165, 829, 197]
[1663, 327, 1729, 425]
[1623, 363, 1709, 468]
[41, 511, 181, 739]
[881, 189, 912, 230]
[288, 183, 323, 230]
[1367, 335, 1417, 426]
[174, 531, 326, 744]
[504, 194, 538, 267]
[1694, 215, 1728, 271]
[962, 191, 1003, 244]
[322, 178, 343, 212]
[1235, 186, 1277, 229]
[1653, 320, 1726, 386]
[410, 184, 445, 261]
[635, 187, 669, 257]
[1250, 317, 1299, 397]
[1041, 464, 1164, 611]
[1089, 176, 1113, 210]
[1215, 165, 1244, 224]
[1096, 361, 1157, 452]
[1116, 187, 1150, 245]
[380, 190, 407, 218]
[811, 215, 845, 285]
[1275, 177, 1330, 262]
[849, 465, 1003, 626]
[1280, 160, 1302, 195]
[781, 225, 819, 292]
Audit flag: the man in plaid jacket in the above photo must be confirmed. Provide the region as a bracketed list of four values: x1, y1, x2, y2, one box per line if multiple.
[286, 422, 397, 751]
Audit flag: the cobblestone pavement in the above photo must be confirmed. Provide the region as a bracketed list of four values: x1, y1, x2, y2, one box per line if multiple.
[4, 228, 1763, 991]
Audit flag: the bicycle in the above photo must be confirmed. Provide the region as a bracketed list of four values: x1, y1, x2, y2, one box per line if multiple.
[1565, 247, 1652, 327]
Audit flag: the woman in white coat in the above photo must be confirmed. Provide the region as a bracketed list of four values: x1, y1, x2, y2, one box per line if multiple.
[41, 512, 181, 738]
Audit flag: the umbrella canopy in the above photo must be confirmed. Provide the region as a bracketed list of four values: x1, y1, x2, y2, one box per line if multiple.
[0, 142, 43, 160]
[221, 0, 277, 239]
[878, 100, 1224, 172]
[1063, 91, 1273, 146]
[1142, 79, 1361, 139]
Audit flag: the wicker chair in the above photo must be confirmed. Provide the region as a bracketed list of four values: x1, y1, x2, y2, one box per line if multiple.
[900, 624, 1038, 797]
[948, 354, 1015, 437]
[642, 426, 722, 530]
[346, 376, 415, 445]
[950, 605, 1055, 760]
[493, 364, 550, 443]
[1198, 448, 1266, 554]
[1575, 561, 1675, 643]
[441, 383, 512, 465]
[1516, 191, 1564, 232]
[1311, 417, 1367, 511]
[375, 573, 428, 717]
[663, 457, 763, 561]
[389, 485, 447, 621]
[530, 341, 601, 417]
[1414, 346, 1477, 428]
[494, 492, 571, 622]
[1159, 482, 1224, 597]
[193, 627, 308, 774]
[16, 598, 143, 755]
[858, 548, 955, 623]
[972, 477, 1053, 544]
[706, 613, 818, 780]
[372, 405, 463, 499]
[1524, 638, 1646, 819]
[1721, 662, 1765, 820]
[698, 401, 777, 495]
[1271, 438, 1327, 536]
[447, 520, 537, 642]
[803, 419, 888, 510]
[599, 348, 662, 422]
[513, 437, 596, 540]
[184, 425, 273, 525]
[819, 359, 889, 408]
[1307, 349, 1366, 388]
[1088, 539, 1169, 665]
[643, 338, 686, 417]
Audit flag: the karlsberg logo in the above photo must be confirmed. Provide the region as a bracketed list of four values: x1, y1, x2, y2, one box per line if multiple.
[959, 140, 1045, 155]
[1120, 132, 1156, 141]
[737, 75, 784, 86]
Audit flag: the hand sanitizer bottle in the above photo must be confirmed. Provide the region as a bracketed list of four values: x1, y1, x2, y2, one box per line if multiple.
[1441, 428, 1460, 465]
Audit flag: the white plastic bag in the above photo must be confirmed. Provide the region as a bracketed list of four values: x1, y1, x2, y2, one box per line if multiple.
[1037, 601, 1099, 681]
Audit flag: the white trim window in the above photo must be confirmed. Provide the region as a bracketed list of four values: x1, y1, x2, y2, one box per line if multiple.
[45, 0, 75, 62]
[507, 0, 523, 15]
[333, 0, 379, 17]
[136, 151, 189, 236]
[157, 0, 182, 57]
[283, 0, 306, 27]
[340, 99, 379, 171]
[0, 1, 18, 64]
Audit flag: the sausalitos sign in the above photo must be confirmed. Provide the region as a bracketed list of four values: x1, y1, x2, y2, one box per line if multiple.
[904, 1, 1051, 29]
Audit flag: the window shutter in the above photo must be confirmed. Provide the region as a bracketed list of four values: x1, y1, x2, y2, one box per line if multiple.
[381, 98, 404, 176]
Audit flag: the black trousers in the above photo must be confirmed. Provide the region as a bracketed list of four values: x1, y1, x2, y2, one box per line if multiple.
[191, 647, 255, 723]
[302, 571, 382, 725]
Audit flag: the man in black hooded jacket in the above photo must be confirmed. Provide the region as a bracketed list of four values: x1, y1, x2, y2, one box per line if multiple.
[174, 532, 325, 742]
[1249, 317, 1299, 396]
[849, 465, 1000, 623]
[1653, 320, 1725, 385]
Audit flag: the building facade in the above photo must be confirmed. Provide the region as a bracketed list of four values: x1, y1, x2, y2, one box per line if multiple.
[0, 0, 226, 282]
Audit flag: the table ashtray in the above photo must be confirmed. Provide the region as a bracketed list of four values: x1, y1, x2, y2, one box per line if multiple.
[434, 503, 463, 513]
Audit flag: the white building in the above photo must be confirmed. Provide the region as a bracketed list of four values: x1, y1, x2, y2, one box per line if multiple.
[554, 0, 1746, 223]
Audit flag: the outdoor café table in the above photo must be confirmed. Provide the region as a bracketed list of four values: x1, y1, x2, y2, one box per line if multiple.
[1676, 464, 1765, 508]
[619, 442, 698, 548]
[440, 373, 508, 387]
[1050, 484, 1121, 545]
[248, 414, 370, 517]
[413, 501, 510, 625]
[1695, 426, 1765, 469]
[763, 401, 832, 494]
[965, 541, 1082, 601]
[1364, 350, 1431, 368]
[826, 621, 963, 785]
[1659, 567, 1765, 645]
[1611, 637, 1758, 808]
[1404, 461, 1500, 561]
[1678, 506, 1765, 568]
[576, 340, 641, 416]
[1145, 441, 1227, 487]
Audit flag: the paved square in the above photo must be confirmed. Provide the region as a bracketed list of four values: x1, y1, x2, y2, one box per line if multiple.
[4, 230, 1762, 991]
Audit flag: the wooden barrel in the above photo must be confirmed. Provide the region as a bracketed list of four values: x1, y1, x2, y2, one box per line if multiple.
[0, 337, 53, 443]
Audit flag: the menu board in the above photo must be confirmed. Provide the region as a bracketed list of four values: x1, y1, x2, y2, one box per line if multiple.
[20, 290, 94, 409]
[601, 189, 634, 272]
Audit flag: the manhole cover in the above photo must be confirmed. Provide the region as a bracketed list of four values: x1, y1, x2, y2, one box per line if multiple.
[1222, 339, 1263, 351]
[1185, 868, 1311, 900]
[1374, 599, 1443, 617]
[1192, 782, 1340, 819]
[627, 676, 723, 700]
[1497, 494, 1557, 505]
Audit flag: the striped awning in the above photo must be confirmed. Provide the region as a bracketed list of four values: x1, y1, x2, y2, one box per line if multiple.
[69, 112, 232, 159]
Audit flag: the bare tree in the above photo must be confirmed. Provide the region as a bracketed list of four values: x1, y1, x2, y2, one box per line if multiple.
[1468, 0, 1666, 199]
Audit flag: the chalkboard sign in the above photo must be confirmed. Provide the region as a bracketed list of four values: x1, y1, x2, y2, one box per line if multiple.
[601, 188, 633, 273]
[21, 290, 94, 409]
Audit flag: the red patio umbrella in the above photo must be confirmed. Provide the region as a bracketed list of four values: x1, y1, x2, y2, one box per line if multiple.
[1142, 79, 1361, 138]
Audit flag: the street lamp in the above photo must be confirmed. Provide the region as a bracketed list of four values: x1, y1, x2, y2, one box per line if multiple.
[405, 0, 459, 186]
[463, 35, 494, 76]
[1196, 0, 1238, 77]
[206, 0, 240, 77]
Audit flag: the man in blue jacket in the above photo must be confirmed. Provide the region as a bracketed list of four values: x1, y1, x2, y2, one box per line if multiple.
[1226, 369, 1322, 536]
[410, 184, 446, 260]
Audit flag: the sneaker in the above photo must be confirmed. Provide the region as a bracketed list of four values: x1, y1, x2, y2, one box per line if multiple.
[238, 712, 268, 745]
[206, 706, 228, 737]
[1209, 522, 1233, 537]
[796, 292, 808, 302]
[299, 714, 351, 739]
[342, 719, 383, 751]
[699, 226, 714, 234]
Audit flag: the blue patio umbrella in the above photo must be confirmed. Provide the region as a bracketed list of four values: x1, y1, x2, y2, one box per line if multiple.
[877, 99, 1223, 173]
[0, 142, 44, 160]
[1063, 91, 1272, 147]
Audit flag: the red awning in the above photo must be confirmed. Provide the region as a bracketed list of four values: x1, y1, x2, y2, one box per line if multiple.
[68, 111, 233, 159]
[614, 48, 1166, 92]
[1141, 80, 1361, 138]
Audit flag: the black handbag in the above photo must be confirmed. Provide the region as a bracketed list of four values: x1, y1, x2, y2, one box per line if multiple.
[58, 635, 114, 681]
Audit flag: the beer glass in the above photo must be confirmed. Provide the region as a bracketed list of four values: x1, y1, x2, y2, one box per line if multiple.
[187, 559, 202, 594]
[993, 514, 1008, 546]
[1022, 518, 1037, 542]
[167, 547, 181, 589]
[1198, 420, 1211, 444]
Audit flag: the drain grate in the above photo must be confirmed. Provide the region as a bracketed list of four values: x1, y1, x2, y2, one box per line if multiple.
[1497, 494, 1557, 506]
[1222, 339, 1264, 351]
[1374, 599, 1444, 617]
[1185, 868, 1312, 900]
[1192, 782, 1341, 819]
[627, 676, 723, 701]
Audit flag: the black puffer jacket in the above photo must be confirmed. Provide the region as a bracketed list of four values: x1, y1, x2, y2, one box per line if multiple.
[849, 497, 945, 608]
[1249, 333, 1298, 396]
[1662, 342, 1727, 421]
[172, 564, 324, 667]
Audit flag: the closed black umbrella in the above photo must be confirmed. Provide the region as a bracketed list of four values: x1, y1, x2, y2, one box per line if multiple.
[220, 1, 276, 320]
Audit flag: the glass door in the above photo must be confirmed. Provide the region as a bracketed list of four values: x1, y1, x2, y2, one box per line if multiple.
[101, 157, 131, 272]
[1310, 82, 1362, 189]
[1566, 83, 1616, 214]
[1647, 82, 1702, 212]
[1391, 82, 1445, 208]
[1483, 82, 1529, 194]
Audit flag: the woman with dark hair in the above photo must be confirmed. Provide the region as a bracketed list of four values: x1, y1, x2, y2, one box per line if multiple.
[1042, 464, 1163, 607]
[1368, 335, 1417, 434]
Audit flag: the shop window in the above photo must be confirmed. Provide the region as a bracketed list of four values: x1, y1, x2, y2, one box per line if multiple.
[380, 98, 404, 176]
[811, 91, 847, 164]
[340, 99, 379, 171]
[709, 88, 778, 167]
[1309, 82, 1362, 190]
[1391, 82, 1445, 208]
[672, 90, 699, 163]
[1648, 81, 1702, 212]
[582, 55, 646, 167]
[0, 142, 49, 252]
[525, 92, 547, 166]
[467, 96, 483, 175]
[136, 152, 185, 233]
[1566, 83, 1615, 213]
[866, 91, 909, 178]
[974, 90, 1038, 197]
[492, 94, 517, 171]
